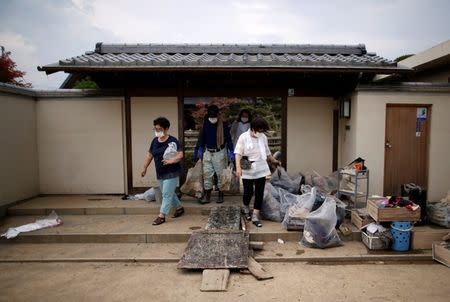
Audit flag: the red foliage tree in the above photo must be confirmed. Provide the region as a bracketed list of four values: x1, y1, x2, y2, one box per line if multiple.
[191, 97, 240, 128]
[0, 47, 32, 88]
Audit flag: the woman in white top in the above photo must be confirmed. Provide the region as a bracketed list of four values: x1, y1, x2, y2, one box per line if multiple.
[230, 109, 252, 148]
[234, 117, 281, 227]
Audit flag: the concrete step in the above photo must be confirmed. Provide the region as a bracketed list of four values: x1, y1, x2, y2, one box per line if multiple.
[0, 242, 432, 264]
[0, 214, 308, 244]
[8, 195, 242, 216]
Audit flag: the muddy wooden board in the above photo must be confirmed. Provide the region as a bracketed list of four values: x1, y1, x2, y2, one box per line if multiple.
[205, 206, 241, 231]
[178, 230, 249, 269]
[200, 269, 230, 292]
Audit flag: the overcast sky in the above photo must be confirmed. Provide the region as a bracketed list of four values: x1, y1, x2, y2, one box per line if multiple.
[0, 0, 449, 88]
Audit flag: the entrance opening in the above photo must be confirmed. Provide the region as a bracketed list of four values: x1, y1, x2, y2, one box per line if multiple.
[182, 96, 283, 183]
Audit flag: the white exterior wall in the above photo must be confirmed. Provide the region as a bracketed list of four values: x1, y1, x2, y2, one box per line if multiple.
[131, 97, 179, 187]
[287, 97, 335, 176]
[340, 91, 450, 201]
[0, 93, 39, 205]
[37, 98, 126, 194]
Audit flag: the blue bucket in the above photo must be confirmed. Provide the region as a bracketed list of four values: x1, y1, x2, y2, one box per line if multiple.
[390, 221, 413, 252]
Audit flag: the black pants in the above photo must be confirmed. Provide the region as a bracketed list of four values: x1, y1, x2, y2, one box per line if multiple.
[242, 177, 266, 211]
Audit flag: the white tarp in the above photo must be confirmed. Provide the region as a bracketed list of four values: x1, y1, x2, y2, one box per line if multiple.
[1, 211, 63, 239]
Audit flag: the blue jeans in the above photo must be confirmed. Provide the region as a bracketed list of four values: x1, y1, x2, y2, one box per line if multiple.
[158, 177, 182, 215]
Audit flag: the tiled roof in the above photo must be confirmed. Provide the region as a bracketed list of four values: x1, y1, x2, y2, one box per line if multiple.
[39, 43, 406, 73]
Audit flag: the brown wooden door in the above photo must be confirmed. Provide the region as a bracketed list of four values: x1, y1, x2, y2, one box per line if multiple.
[384, 105, 431, 196]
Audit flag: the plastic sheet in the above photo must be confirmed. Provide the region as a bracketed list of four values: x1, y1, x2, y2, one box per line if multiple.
[1, 211, 63, 239]
[300, 197, 343, 249]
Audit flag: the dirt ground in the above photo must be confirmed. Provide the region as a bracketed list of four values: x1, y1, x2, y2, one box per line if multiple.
[0, 262, 449, 302]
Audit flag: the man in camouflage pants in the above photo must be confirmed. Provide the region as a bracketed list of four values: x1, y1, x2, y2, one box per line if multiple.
[194, 105, 234, 203]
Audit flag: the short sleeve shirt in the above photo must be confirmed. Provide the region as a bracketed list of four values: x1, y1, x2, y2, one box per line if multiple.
[234, 130, 271, 161]
[149, 135, 182, 180]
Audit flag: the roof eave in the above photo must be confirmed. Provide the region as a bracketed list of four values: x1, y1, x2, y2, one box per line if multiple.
[38, 64, 412, 75]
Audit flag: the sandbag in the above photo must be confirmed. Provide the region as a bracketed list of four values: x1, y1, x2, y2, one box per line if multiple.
[180, 160, 204, 198]
[300, 197, 343, 249]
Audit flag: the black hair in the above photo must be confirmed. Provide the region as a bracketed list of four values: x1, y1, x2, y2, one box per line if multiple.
[207, 104, 219, 117]
[153, 117, 170, 129]
[250, 117, 269, 132]
[237, 109, 252, 122]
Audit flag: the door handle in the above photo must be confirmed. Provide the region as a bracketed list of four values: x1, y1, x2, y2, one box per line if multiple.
[385, 142, 392, 148]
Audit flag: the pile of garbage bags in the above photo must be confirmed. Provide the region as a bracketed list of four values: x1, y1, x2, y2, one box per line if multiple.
[428, 201, 450, 228]
[263, 167, 346, 249]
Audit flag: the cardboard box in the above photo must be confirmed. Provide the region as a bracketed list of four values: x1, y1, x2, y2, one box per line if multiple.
[351, 209, 375, 229]
[412, 227, 450, 250]
[367, 199, 420, 222]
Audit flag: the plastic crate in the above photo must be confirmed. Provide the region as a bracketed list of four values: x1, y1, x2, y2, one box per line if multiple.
[362, 230, 390, 250]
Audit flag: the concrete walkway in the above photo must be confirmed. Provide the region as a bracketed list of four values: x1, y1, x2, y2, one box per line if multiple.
[0, 241, 432, 263]
[0, 262, 448, 302]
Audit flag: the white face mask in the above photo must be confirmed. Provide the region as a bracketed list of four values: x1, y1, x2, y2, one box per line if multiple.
[253, 131, 262, 138]
[208, 117, 218, 124]
[241, 117, 249, 123]
[155, 131, 164, 138]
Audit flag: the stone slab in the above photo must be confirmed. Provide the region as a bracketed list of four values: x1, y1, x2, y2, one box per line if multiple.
[178, 230, 249, 269]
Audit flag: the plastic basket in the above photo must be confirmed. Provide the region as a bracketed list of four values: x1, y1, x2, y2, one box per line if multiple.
[390, 221, 413, 252]
[361, 230, 390, 250]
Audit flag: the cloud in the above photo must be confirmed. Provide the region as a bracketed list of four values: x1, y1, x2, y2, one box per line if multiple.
[0, 31, 41, 87]
[1, 0, 449, 88]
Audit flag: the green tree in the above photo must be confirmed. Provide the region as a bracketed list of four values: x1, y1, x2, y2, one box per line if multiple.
[73, 76, 99, 89]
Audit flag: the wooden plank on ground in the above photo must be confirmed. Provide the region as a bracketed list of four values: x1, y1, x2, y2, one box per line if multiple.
[248, 256, 273, 280]
[200, 269, 230, 292]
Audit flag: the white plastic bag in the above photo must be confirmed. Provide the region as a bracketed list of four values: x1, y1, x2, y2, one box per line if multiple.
[180, 160, 204, 198]
[163, 142, 178, 160]
[220, 164, 240, 194]
[282, 187, 318, 230]
[300, 197, 343, 249]
[1, 211, 63, 239]
[129, 187, 156, 202]
[220, 164, 233, 191]
[279, 188, 299, 219]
